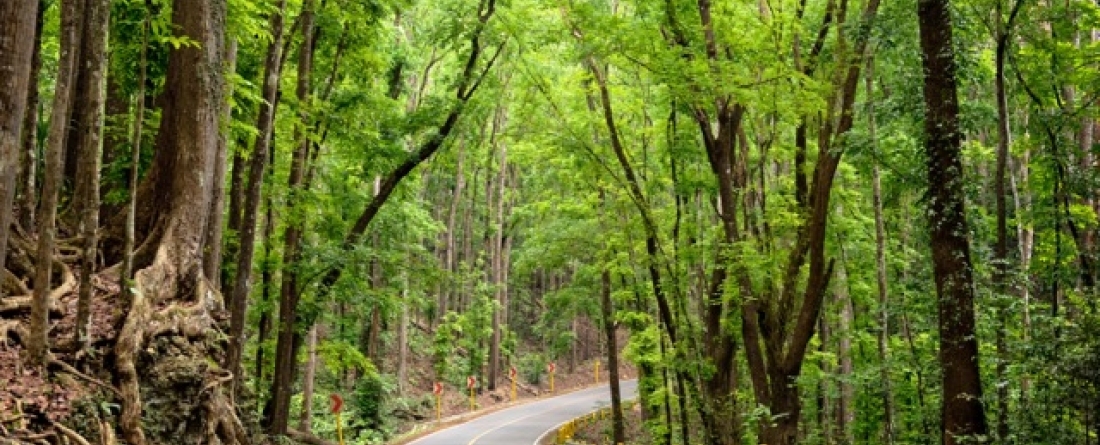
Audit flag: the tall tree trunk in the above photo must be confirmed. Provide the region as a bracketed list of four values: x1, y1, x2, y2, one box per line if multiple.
[17, 3, 45, 235]
[73, 0, 109, 351]
[114, 0, 231, 440]
[255, 193, 275, 394]
[299, 323, 319, 432]
[1010, 152, 1033, 397]
[837, 254, 855, 445]
[225, 0, 288, 393]
[869, 68, 896, 445]
[917, 0, 990, 442]
[266, 1, 316, 433]
[443, 143, 466, 318]
[119, 0, 148, 360]
[203, 38, 238, 291]
[992, 0, 1021, 439]
[601, 268, 625, 444]
[398, 283, 409, 394]
[29, 0, 79, 368]
[488, 108, 507, 391]
[0, 0, 40, 287]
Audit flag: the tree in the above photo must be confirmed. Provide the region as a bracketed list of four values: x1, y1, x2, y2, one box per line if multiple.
[917, 0, 990, 443]
[30, 0, 81, 368]
[112, 0, 245, 442]
[0, 0, 39, 295]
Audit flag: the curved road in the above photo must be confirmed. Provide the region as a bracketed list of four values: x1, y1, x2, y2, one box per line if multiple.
[408, 380, 638, 445]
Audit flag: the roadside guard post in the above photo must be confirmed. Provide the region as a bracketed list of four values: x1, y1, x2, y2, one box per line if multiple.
[329, 394, 345, 445]
[433, 382, 443, 421]
[547, 362, 556, 393]
[509, 366, 517, 402]
[467, 376, 477, 411]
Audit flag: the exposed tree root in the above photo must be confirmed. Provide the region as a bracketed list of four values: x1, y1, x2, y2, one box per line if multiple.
[115, 245, 244, 445]
[47, 357, 120, 398]
[2, 268, 30, 296]
[51, 422, 92, 445]
[0, 260, 75, 315]
[286, 429, 336, 445]
[0, 319, 29, 345]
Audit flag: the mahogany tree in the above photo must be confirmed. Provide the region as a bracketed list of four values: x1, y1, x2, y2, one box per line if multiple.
[917, 0, 990, 442]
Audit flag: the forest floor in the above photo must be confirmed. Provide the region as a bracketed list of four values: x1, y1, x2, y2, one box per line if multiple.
[0, 263, 637, 445]
[0, 266, 124, 443]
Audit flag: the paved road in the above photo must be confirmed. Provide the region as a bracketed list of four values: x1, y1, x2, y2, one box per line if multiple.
[408, 380, 638, 445]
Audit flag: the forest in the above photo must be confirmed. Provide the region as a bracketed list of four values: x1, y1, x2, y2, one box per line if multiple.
[0, 0, 1099, 444]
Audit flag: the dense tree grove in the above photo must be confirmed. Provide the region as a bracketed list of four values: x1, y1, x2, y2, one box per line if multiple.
[1, 0, 1100, 444]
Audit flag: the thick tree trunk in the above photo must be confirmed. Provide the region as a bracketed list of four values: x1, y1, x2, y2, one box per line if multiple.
[917, 0, 990, 442]
[225, 0, 288, 393]
[267, 1, 316, 434]
[113, 0, 234, 442]
[29, 0, 80, 368]
[73, 0, 109, 351]
[0, 0, 40, 286]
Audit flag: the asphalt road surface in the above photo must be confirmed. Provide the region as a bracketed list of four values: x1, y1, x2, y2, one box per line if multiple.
[408, 380, 638, 445]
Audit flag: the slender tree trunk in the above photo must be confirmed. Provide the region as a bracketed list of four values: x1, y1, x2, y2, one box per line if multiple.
[73, 0, 109, 351]
[835, 246, 855, 444]
[488, 109, 507, 391]
[443, 143, 466, 318]
[29, 0, 79, 368]
[917, 0, 990, 442]
[869, 70, 896, 442]
[601, 268, 625, 444]
[255, 193, 275, 395]
[299, 323, 319, 432]
[398, 283, 409, 394]
[120, 2, 148, 346]
[17, 3, 45, 235]
[1010, 152, 1033, 397]
[266, 0, 315, 434]
[992, 0, 1019, 439]
[224, 148, 246, 287]
[226, 0, 288, 393]
[0, 0, 40, 287]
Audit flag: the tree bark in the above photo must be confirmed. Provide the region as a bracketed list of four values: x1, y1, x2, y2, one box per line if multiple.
[114, 0, 229, 440]
[917, 0, 990, 442]
[225, 0, 288, 394]
[29, 0, 80, 368]
[0, 0, 40, 289]
[601, 268, 625, 444]
[17, 3, 45, 235]
[203, 38, 238, 291]
[73, 0, 109, 351]
[299, 323, 319, 432]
